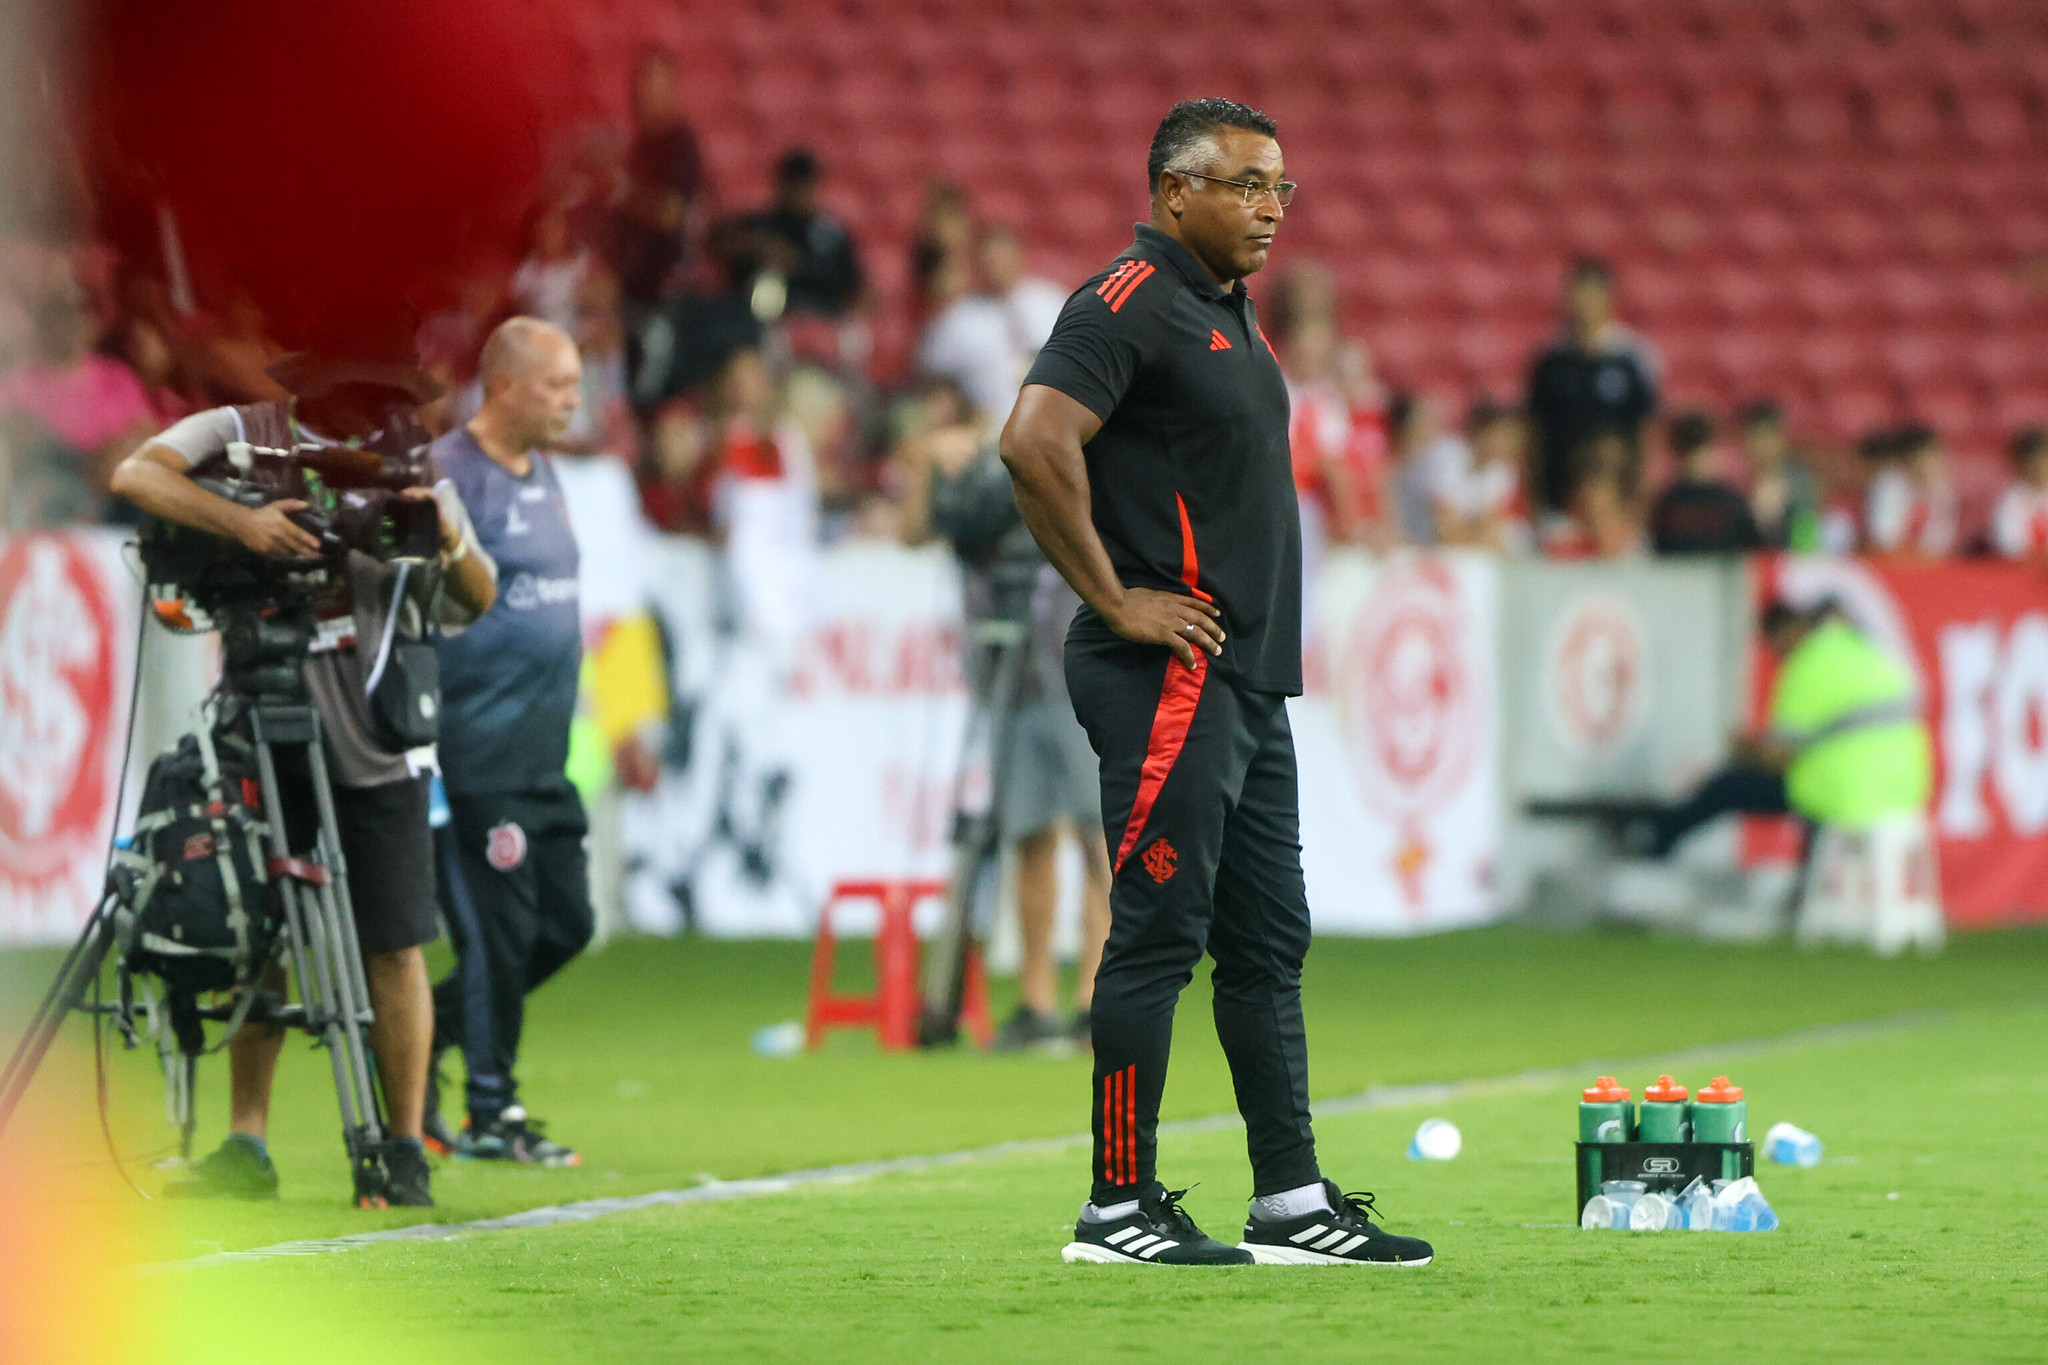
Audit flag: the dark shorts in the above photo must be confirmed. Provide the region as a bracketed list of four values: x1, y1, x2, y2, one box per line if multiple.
[273, 747, 441, 956]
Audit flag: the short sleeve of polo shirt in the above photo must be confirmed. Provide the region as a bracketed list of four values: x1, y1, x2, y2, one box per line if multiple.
[1022, 286, 1146, 422]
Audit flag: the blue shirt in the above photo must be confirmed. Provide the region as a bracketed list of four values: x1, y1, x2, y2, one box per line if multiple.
[431, 427, 582, 794]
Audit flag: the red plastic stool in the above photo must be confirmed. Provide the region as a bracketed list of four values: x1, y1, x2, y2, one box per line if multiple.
[805, 879, 992, 1051]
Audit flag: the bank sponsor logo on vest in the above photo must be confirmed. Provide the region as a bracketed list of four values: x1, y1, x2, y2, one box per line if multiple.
[486, 820, 528, 872]
[1336, 558, 1485, 909]
[0, 536, 123, 939]
[1543, 590, 1649, 754]
[503, 571, 579, 611]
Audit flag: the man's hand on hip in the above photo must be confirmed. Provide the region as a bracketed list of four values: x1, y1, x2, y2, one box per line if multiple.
[1108, 587, 1224, 670]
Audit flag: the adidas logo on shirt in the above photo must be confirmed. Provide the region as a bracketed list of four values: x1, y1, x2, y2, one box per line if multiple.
[1209, 330, 1232, 350]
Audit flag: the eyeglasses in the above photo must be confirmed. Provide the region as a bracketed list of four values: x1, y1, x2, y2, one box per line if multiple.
[1174, 170, 1297, 208]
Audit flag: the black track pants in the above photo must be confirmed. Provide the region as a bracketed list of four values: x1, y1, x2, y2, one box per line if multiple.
[432, 778, 595, 1123]
[1067, 635, 1318, 1204]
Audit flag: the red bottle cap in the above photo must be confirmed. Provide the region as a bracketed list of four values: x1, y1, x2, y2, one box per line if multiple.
[1695, 1075, 1744, 1103]
[1644, 1074, 1688, 1103]
[1582, 1076, 1630, 1103]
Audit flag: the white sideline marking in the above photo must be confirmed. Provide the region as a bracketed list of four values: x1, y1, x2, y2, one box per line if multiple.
[146, 1010, 1943, 1273]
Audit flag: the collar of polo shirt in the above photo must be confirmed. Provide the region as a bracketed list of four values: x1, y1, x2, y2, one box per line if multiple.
[1132, 223, 1244, 302]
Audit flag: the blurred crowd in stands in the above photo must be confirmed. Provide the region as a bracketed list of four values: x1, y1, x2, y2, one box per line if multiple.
[8, 45, 2048, 578]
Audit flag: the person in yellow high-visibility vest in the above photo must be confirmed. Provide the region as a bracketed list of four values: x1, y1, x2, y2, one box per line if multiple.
[1648, 599, 1932, 856]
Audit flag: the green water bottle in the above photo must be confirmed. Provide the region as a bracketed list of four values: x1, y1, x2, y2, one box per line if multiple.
[1638, 1075, 1691, 1142]
[1579, 1077, 1634, 1142]
[1691, 1075, 1747, 1181]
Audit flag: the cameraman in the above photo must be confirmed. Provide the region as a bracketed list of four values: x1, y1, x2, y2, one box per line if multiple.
[902, 405, 1112, 1050]
[109, 346, 496, 1205]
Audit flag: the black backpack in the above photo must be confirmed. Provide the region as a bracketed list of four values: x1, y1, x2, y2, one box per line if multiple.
[114, 724, 277, 995]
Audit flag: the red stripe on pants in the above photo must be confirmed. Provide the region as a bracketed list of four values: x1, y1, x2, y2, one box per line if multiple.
[1122, 1064, 1135, 1186]
[1111, 655, 1208, 875]
[1108, 1069, 1123, 1185]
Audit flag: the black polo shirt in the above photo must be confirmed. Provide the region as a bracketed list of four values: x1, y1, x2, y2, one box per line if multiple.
[1023, 223, 1301, 695]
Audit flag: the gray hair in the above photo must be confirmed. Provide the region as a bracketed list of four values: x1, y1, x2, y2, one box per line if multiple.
[1147, 97, 1278, 193]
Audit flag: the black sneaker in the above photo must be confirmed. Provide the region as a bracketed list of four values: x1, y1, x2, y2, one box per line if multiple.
[456, 1105, 582, 1166]
[164, 1134, 279, 1200]
[1061, 1182, 1253, 1265]
[1238, 1180, 1434, 1266]
[990, 1006, 1067, 1053]
[1068, 1009, 1093, 1048]
[381, 1137, 434, 1207]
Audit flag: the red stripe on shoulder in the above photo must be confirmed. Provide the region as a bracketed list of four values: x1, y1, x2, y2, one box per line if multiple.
[1095, 260, 1138, 301]
[1105, 262, 1156, 313]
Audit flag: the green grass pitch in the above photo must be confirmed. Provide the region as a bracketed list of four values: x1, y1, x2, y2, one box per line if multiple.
[5, 925, 2047, 1362]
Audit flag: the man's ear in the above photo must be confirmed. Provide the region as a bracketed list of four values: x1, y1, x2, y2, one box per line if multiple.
[1157, 172, 1185, 220]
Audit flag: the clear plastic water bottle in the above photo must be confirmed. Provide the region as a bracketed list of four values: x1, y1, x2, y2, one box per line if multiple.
[1765, 1121, 1823, 1167]
[1580, 1194, 1617, 1230]
[751, 1020, 805, 1057]
[1678, 1177, 1714, 1231]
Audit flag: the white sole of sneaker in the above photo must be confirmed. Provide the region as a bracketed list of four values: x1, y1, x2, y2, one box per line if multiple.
[1060, 1242, 1250, 1265]
[1238, 1242, 1432, 1267]
[1060, 1241, 1165, 1264]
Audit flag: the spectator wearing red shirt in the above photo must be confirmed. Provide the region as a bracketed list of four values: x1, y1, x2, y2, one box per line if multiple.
[1991, 426, 2048, 562]
[1333, 338, 1395, 546]
[615, 47, 705, 311]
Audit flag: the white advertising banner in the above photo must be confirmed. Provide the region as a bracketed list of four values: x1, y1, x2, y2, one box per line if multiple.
[1295, 550, 1503, 933]
[0, 531, 140, 945]
[623, 538, 970, 937]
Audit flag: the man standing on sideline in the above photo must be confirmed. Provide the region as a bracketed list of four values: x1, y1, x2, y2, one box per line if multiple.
[424, 317, 594, 1165]
[1002, 99, 1434, 1267]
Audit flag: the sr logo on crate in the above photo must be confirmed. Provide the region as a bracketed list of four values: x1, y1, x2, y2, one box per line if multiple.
[1642, 1157, 1682, 1174]
[485, 820, 528, 872]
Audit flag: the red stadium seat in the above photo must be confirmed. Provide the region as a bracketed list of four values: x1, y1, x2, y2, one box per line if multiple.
[595, 0, 2046, 428]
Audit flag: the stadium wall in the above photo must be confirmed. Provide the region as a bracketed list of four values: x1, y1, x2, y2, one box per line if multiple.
[11, 530, 2048, 945]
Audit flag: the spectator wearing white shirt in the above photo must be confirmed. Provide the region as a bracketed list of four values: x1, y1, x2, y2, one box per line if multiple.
[510, 202, 594, 334]
[1432, 400, 1532, 553]
[980, 225, 1065, 361]
[1991, 426, 2048, 561]
[915, 247, 1013, 423]
[1863, 424, 1957, 559]
[917, 226, 1066, 424]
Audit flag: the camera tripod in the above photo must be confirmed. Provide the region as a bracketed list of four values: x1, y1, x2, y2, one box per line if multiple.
[0, 604, 394, 1206]
[916, 616, 1030, 1048]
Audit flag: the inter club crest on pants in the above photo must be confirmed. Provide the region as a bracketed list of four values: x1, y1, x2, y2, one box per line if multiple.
[486, 820, 528, 872]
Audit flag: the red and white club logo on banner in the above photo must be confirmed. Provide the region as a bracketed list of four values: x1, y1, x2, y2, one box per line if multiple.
[1336, 560, 1483, 907]
[1544, 592, 1649, 753]
[0, 538, 120, 889]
